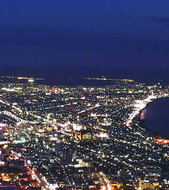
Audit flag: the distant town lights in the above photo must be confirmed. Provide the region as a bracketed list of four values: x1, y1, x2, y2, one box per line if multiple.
[28, 78, 34, 83]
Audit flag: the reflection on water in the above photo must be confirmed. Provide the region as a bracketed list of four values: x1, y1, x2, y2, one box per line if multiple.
[145, 98, 169, 138]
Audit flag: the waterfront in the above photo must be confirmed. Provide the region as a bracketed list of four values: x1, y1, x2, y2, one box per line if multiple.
[0, 78, 169, 189]
[145, 97, 169, 139]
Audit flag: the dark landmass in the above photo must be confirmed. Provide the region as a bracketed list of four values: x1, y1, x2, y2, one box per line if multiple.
[1, 27, 169, 72]
[0, 66, 169, 86]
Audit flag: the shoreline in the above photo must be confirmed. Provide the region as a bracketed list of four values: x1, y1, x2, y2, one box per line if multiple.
[124, 94, 169, 139]
[139, 96, 169, 139]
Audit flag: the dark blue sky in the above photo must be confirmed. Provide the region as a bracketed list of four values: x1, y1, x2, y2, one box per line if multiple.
[0, 0, 169, 67]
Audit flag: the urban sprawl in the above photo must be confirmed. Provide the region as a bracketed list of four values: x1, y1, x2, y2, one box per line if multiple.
[0, 77, 169, 190]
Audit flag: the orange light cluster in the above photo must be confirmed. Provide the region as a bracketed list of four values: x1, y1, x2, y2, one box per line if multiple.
[75, 131, 82, 140]
[153, 137, 169, 144]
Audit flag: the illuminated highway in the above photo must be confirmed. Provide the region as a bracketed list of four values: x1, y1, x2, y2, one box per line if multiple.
[0, 80, 169, 189]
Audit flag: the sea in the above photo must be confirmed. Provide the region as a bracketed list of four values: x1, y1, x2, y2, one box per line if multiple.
[145, 97, 169, 139]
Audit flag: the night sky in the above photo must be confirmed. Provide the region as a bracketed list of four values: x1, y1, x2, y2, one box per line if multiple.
[0, 0, 169, 68]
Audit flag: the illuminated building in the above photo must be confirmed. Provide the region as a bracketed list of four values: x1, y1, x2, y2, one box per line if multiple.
[0, 150, 5, 166]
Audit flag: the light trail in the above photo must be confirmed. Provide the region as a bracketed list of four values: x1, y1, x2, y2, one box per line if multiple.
[78, 103, 100, 114]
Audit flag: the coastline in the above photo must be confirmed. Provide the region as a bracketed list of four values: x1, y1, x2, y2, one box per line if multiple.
[139, 96, 169, 139]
